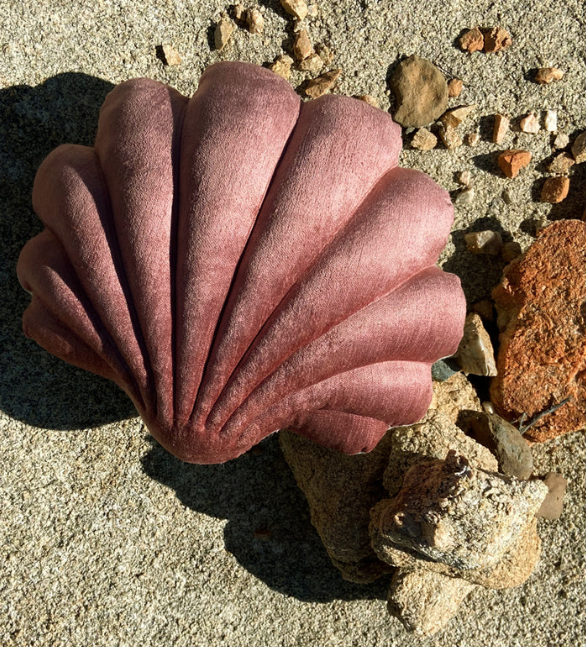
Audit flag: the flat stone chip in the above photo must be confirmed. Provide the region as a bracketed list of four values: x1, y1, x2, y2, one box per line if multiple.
[491, 220, 586, 441]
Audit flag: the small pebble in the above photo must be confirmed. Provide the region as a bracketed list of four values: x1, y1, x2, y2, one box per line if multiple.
[305, 69, 341, 98]
[298, 52, 323, 73]
[307, 3, 318, 16]
[501, 241, 522, 262]
[280, 0, 308, 20]
[315, 43, 333, 65]
[459, 27, 484, 53]
[448, 78, 463, 98]
[520, 113, 540, 134]
[158, 44, 182, 66]
[454, 313, 498, 377]
[482, 401, 495, 414]
[455, 187, 475, 205]
[246, 8, 264, 33]
[498, 150, 532, 178]
[269, 54, 294, 79]
[541, 176, 570, 203]
[465, 132, 480, 146]
[502, 188, 513, 204]
[553, 133, 570, 149]
[493, 114, 510, 143]
[440, 104, 476, 128]
[457, 170, 472, 186]
[411, 128, 438, 150]
[483, 26, 512, 53]
[293, 29, 313, 60]
[535, 67, 564, 84]
[215, 16, 234, 51]
[536, 473, 567, 520]
[357, 94, 379, 108]
[472, 300, 495, 321]
[544, 110, 557, 132]
[233, 3, 246, 21]
[572, 132, 586, 163]
[439, 124, 462, 150]
[465, 230, 503, 255]
[547, 152, 575, 175]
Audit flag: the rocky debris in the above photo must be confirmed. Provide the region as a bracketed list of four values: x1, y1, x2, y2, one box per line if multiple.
[448, 78, 463, 98]
[269, 54, 294, 79]
[455, 187, 475, 205]
[457, 170, 472, 186]
[491, 220, 586, 442]
[298, 52, 323, 73]
[307, 3, 318, 17]
[520, 113, 540, 134]
[215, 16, 234, 51]
[547, 152, 575, 174]
[387, 569, 476, 638]
[440, 105, 476, 128]
[157, 44, 182, 66]
[544, 110, 557, 132]
[541, 176, 570, 203]
[572, 131, 586, 163]
[535, 67, 564, 84]
[246, 7, 264, 33]
[411, 128, 437, 150]
[553, 132, 570, 149]
[472, 299, 495, 322]
[454, 313, 498, 377]
[493, 114, 510, 143]
[389, 55, 448, 127]
[430, 358, 460, 382]
[429, 372, 483, 423]
[293, 29, 313, 60]
[280, 0, 308, 20]
[537, 473, 567, 520]
[279, 429, 393, 583]
[372, 451, 547, 572]
[498, 149, 532, 178]
[315, 43, 333, 65]
[465, 131, 480, 146]
[439, 124, 462, 150]
[462, 411, 534, 479]
[305, 69, 341, 98]
[501, 241, 522, 263]
[459, 27, 484, 53]
[383, 411, 496, 498]
[483, 26, 512, 53]
[357, 94, 379, 108]
[464, 230, 503, 256]
[232, 3, 246, 22]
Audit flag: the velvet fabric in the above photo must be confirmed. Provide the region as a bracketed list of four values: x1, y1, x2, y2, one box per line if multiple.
[17, 61, 466, 464]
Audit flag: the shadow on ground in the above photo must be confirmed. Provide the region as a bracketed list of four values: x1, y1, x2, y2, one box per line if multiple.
[0, 73, 137, 429]
[142, 432, 390, 603]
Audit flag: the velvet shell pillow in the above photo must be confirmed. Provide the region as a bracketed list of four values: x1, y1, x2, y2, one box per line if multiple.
[17, 61, 465, 464]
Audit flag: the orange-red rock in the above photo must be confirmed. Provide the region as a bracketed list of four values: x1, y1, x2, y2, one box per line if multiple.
[459, 27, 484, 53]
[497, 150, 532, 178]
[491, 220, 586, 442]
[483, 27, 512, 53]
[541, 176, 570, 203]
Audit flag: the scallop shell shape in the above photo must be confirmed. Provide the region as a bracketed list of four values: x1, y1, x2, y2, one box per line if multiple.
[17, 62, 465, 464]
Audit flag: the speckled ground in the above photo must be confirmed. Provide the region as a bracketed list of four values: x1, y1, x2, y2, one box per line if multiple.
[1, 1, 585, 645]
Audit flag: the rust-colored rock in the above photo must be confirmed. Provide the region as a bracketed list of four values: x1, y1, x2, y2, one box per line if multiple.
[483, 26, 512, 53]
[493, 114, 509, 143]
[491, 220, 586, 442]
[459, 27, 484, 53]
[305, 69, 342, 98]
[541, 176, 570, 203]
[498, 150, 532, 178]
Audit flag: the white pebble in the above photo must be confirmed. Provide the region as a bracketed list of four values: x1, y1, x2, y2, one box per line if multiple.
[544, 110, 557, 132]
[455, 188, 475, 205]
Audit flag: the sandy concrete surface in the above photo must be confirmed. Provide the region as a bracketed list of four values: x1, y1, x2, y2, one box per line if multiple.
[1, 0, 585, 645]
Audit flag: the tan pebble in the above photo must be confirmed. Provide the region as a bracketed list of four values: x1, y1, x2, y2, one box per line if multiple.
[544, 110, 557, 132]
[547, 153, 575, 175]
[357, 94, 379, 108]
[541, 176, 570, 203]
[307, 3, 318, 17]
[269, 54, 294, 79]
[448, 78, 463, 98]
[498, 150, 532, 178]
[520, 113, 540, 134]
[215, 17, 234, 51]
[572, 132, 586, 163]
[483, 26, 512, 53]
[493, 114, 509, 143]
[298, 52, 323, 73]
[465, 132, 480, 146]
[553, 133, 570, 149]
[455, 188, 475, 205]
[280, 0, 308, 20]
[537, 473, 567, 520]
[455, 313, 498, 376]
[465, 230, 503, 256]
[459, 27, 484, 53]
[411, 128, 438, 150]
[535, 67, 564, 84]
[315, 43, 333, 65]
[441, 105, 476, 128]
[457, 170, 472, 186]
[246, 8, 264, 33]
[305, 68, 341, 98]
[293, 29, 313, 60]
[439, 124, 462, 150]
[159, 44, 182, 66]
[472, 300, 495, 322]
[501, 241, 522, 263]
[233, 3, 246, 21]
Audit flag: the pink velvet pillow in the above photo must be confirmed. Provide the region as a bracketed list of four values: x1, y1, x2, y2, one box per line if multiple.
[17, 61, 465, 463]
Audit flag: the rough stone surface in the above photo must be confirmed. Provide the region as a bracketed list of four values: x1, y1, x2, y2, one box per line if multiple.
[279, 429, 393, 583]
[298, 52, 323, 73]
[411, 127, 437, 150]
[462, 411, 534, 479]
[269, 54, 294, 79]
[389, 55, 448, 127]
[214, 16, 234, 51]
[383, 411, 496, 498]
[454, 313, 498, 376]
[465, 230, 503, 255]
[441, 105, 476, 128]
[483, 26, 512, 53]
[305, 68, 341, 97]
[554, 132, 571, 149]
[428, 372, 483, 424]
[448, 78, 463, 98]
[158, 44, 182, 66]
[498, 149, 532, 178]
[535, 67, 564, 84]
[439, 124, 463, 149]
[455, 187, 475, 205]
[465, 131, 480, 146]
[459, 27, 484, 53]
[520, 113, 540, 133]
[493, 114, 510, 143]
[537, 473, 567, 520]
[372, 451, 547, 572]
[280, 0, 308, 20]
[541, 176, 570, 203]
[387, 569, 476, 637]
[544, 110, 557, 132]
[572, 131, 586, 163]
[431, 358, 460, 382]
[457, 170, 472, 186]
[246, 8, 264, 34]
[547, 152, 575, 175]
[293, 29, 313, 60]
[491, 220, 586, 442]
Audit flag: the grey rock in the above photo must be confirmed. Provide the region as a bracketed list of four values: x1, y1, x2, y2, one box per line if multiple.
[428, 372, 482, 423]
[454, 313, 498, 376]
[431, 358, 460, 382]
[537, 472, 568, 520]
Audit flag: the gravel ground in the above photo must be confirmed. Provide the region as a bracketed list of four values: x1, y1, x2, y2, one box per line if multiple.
[1, 0, 586, 645]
